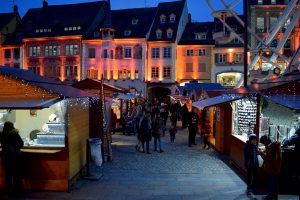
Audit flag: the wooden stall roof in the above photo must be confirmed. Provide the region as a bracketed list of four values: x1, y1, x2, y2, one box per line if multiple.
[0, 98, 61, 109]
[0, 66, 98, 98]
[192, 94, 246, 110]
[262, 95, 300, 110]
[72, 78, 126, 93]
[249, 73, 300, 94]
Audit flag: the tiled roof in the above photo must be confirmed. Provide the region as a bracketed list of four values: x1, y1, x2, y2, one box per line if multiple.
[21, 1, 106, 38]
[178, 22, 215, 45]
[0, 13, 18, 31]
[148, 0, 185, 41]
[111, 7, 157, 39]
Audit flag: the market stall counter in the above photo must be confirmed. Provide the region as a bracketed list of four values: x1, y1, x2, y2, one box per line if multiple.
[0, 67, 98, 191]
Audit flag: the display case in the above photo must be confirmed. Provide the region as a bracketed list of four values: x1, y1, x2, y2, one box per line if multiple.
[232, 98, 257, 139]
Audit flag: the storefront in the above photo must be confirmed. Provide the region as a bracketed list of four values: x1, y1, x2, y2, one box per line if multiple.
[0, 67, 97, 191]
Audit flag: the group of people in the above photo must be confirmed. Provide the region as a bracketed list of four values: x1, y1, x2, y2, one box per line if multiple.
[244, 127, 300, 200]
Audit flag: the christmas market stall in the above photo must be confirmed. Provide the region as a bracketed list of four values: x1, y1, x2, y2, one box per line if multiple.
[72, 78, 127, 161]
[0, 67, 98, 191]
[192, 73, 300, 194]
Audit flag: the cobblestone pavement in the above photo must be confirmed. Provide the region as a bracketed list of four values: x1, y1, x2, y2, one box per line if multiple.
[1, 122, 298, 200]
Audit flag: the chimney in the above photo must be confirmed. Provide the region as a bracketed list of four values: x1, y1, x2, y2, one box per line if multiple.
[188, 13, 191, 23]
[43, 0, 48, 9]
[13, 5, 18, 13]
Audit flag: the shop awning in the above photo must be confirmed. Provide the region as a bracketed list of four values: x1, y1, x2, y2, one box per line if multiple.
[0, 98, 61, 109]
[262, 95, 300, 110]
[0, 67, 97, 98]
[192, 94, 245, 110]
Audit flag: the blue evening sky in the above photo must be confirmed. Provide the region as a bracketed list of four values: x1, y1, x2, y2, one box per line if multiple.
[0, 0, 243, 22]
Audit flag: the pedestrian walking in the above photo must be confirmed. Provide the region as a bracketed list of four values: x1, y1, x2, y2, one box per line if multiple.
[169, 124, 177, 143]
[138, 113, 152, 154]
[244, 134, 259, 196]
[110, 109, 117, 134]
[259, 135, 282, 200]
[180, 103, 189, 129]
[0, 121, 24, 194]
[187, 110, 198, 147]
[152, 113, 164, 153]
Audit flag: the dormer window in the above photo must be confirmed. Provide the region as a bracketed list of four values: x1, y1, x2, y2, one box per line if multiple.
[124, 30, 131, 36]
[160, 14, 166, 24]
[132, 19, 138, 25]
[167, 28, 173, 39]
[169, 13, 176, 23]
[156, 29, 162, 39]
[195, 33, 207, 40]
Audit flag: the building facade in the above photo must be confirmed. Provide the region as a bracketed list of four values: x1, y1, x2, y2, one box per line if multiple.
[0, 6, 22, 69]
[177, 22, 214, 85]
[1, 0, 299, 97]
[249, 0, 300, 75]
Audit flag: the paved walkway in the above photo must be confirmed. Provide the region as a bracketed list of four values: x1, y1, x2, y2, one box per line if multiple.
[1, 123, 298, 200]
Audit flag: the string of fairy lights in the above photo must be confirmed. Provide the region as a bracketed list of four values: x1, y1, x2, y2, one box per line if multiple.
[0, 72, 101, 110]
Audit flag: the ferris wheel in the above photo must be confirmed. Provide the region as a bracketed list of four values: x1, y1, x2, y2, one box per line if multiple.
[206, 0, 300, 86]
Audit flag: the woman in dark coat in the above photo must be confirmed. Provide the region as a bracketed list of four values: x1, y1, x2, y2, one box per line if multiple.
[0, 121, 24, 194]
[139, 113, 152, 154]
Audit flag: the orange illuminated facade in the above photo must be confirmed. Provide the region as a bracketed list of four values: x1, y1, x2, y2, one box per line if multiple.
[23, 36, 81, 82]
[176, 45, 213, 83]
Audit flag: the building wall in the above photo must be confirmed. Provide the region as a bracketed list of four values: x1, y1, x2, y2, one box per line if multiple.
[0, 45, 23, 68]
[23, 37, 81, 82]
[249, 4, 300, 71]
[82, 38, 147, 94]
[177, 45, 213, 83]
[212, 47, 244, 86]
[146, 42, 176, 83]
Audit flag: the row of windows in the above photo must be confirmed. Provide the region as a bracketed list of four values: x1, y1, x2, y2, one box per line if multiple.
[156, 29, 173, 39]
[86, 69, 140, 80]
[215, 53, 243, 63]
[64, 26, 81, 31]
[151, 47, 172, 58]
[257, 0, 277, 5]
[151, 66, 171, 78]
[185, 63, 207, 73]
[160, 14, 176, 24]
[256, 16, 289, 33]
[4, 48, 20, 59]
[28, 45, 78, 57]
[28, 66, 78, 77]
[35, 28, 51, 33]
[186, 49, 207, 56]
